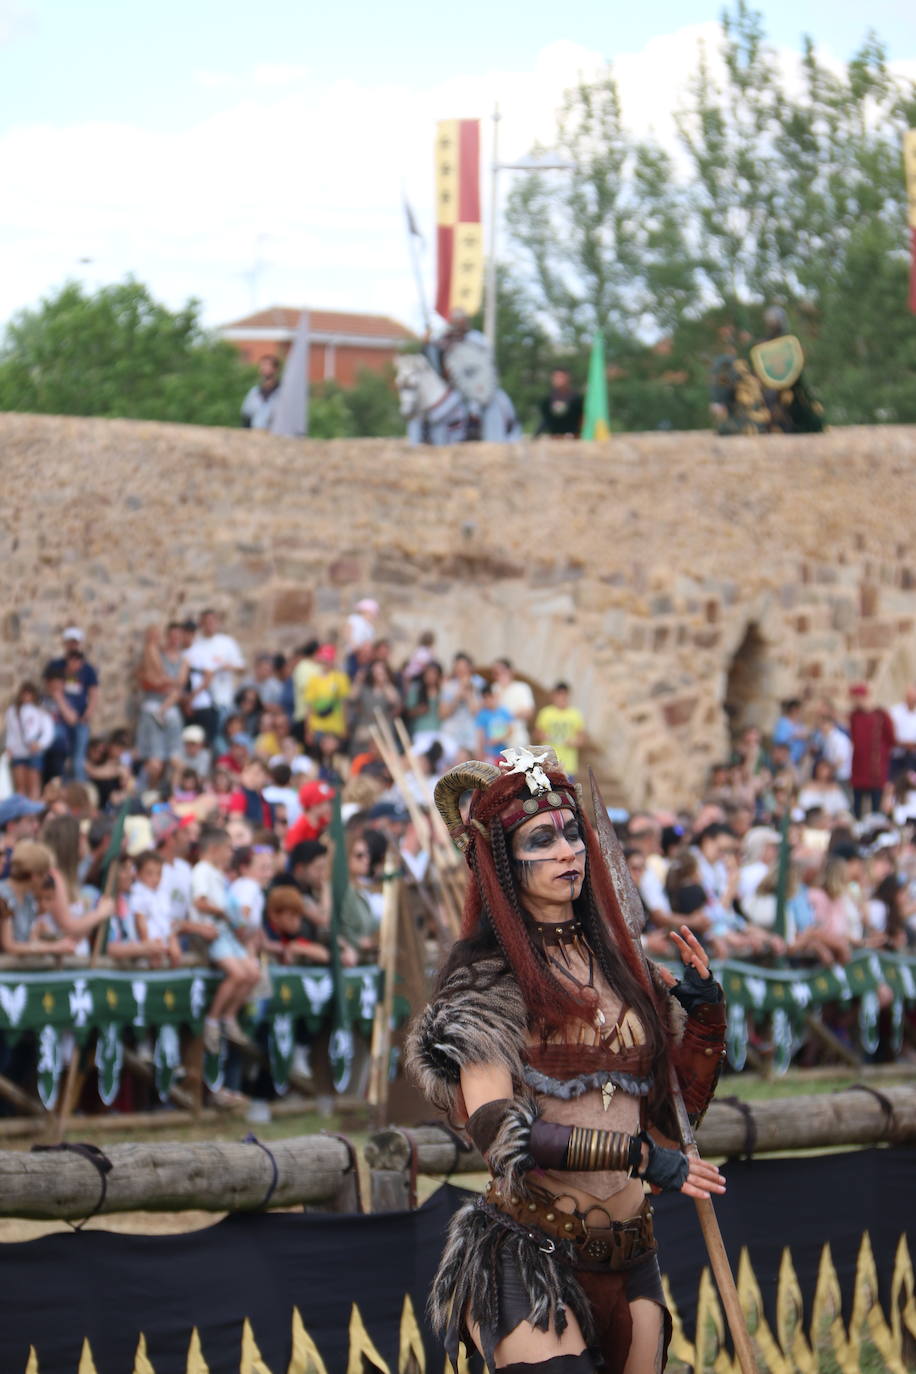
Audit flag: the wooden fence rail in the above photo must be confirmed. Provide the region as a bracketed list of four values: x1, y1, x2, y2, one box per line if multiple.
[366, 1084, 916, 1187]
[0, 1135, 359, 1220]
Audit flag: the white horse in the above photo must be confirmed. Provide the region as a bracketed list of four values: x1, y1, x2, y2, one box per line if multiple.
[395, 354, 470, 445]
[395, 354, 523, 445]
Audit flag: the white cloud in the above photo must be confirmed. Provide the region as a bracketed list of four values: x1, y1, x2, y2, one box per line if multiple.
[1, 24, 912, 336]
[0, 1, 35, 46]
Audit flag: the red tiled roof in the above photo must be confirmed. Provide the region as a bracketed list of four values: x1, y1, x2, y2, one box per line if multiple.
[221, 306, 415, 340]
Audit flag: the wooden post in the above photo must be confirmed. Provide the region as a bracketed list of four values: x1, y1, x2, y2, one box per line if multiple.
[805, 1012, 861, 1068]
[368, 856, 401, 1122]
[0, 1072, 46, 1119]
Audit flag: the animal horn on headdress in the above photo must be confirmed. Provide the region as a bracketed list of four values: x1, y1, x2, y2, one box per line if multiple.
[434, 760, 501, 851]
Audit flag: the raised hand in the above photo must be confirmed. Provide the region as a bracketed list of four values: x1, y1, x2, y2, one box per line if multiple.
[670, 925, 712, 980]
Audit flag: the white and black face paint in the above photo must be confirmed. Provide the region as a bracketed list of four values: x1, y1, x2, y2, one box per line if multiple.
[511, 809, 586, 893]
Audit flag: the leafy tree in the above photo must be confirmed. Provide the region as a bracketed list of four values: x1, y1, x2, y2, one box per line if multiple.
[501, 3, 916, 429]
[675, 10, 916, 421]
[341, 367, 404, 437]
[0, 279, 257, 426]
[504, 68, 698, 355]
[308, 384, 356, 439]
[493, 270, 564, 431]
[307, 368, 404, 439]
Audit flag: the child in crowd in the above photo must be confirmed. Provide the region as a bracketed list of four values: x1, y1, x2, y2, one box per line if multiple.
[474, 683, 513, 763]
[262, 884, 330, 965]
[191, 826, 261, 1053]
[229, 844, 275, 946]
[128, 850, 181, 967]
[107, 856, 174, 965]
[5, 681, 55, 800]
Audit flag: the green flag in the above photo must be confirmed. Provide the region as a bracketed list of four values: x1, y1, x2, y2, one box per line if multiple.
[95, 803, 129, 956]
[327, 790, 354, 1092]
[581, 331, 610, 440]
[772, 809, 791, 947]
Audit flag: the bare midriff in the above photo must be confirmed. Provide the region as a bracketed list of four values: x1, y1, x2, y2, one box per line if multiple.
[526, 949, 649, 1221]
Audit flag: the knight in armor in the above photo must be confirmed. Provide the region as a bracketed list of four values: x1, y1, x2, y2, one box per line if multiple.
[708, 326, 770, 435]
[753, 305, 824, 434]
[406, 746, 726, 1373]
[424, 308, 519, 442]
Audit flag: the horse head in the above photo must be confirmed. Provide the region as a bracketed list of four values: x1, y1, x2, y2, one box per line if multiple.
[395, 353, 449, 418]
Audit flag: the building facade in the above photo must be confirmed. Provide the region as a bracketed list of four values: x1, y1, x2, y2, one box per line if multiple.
[219, 307, 415, 387]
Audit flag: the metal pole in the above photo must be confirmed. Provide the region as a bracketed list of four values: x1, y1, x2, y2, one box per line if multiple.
[408, 228, 431, 335]
[484, 103, 500, 351]
[302, 310, 310, 438]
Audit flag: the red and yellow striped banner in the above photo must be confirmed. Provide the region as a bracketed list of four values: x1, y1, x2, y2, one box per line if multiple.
[435, 119, 483, 320]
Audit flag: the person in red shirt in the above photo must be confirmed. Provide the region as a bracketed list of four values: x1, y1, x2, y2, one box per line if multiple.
[848, 682, 895, 819]
[283, 779, 335, 851]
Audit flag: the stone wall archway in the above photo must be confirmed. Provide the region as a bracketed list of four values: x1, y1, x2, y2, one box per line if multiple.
[724, 622, 771, 737]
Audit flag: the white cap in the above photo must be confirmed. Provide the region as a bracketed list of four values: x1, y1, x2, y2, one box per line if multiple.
[62, 626, 84, 642]
[182, 724, 206, 744]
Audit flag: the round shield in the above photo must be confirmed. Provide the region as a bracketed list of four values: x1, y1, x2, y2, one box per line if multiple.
[445, 335, 498, 407]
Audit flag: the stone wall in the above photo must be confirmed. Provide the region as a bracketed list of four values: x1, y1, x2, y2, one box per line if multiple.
[2, 414, 915, 807]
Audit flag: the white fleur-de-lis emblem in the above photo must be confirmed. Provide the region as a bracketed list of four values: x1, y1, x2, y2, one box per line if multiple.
[0, 983, 27, 1026]
[38, 1025, 60, 1076]
[190, 976, 207, 1021]
[744, 976, 767, 1010]
[359, 973, 377, 1022]
[131, 979, 148, 1027]
[68, 978, 94, 1028]
[273, 1013, 294, 1060]
[302, 972, 333, 1015]
[790, 981, 812, 1007]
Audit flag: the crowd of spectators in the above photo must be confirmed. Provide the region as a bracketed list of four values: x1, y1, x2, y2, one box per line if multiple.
[622, 688, 916, 1062]
[0, 606, 589, 1100]
[1, 606, 914, 1112]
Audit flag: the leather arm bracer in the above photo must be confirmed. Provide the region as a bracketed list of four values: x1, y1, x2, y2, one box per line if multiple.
[672, 998, 727, 1124]
[466, 1098, 688, 1192]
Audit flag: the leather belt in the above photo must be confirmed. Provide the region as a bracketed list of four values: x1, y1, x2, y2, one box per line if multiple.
[484, 1178, 656, 1271]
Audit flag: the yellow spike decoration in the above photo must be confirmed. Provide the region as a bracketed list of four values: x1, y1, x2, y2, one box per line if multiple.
[13, 1239, 916, 1373]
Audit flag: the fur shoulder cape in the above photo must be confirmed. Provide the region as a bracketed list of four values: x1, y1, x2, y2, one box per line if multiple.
[406, 953, 689, 1115]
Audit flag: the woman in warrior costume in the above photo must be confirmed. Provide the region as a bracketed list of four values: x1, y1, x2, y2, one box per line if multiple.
[406, 748, 727, 1374]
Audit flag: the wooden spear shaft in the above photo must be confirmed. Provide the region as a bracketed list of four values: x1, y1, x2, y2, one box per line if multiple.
[587, 770, 758, 1374]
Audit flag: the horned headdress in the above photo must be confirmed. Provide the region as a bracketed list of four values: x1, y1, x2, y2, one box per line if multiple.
[433, 748, 656, 1032]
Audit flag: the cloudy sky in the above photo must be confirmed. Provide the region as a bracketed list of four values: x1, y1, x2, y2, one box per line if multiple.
[1, 0, 914, 334]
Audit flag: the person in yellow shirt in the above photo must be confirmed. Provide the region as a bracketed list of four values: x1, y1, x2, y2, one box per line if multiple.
[303, 645, 351, 742]
[534, 681, 586, 776]
[292, 640, 321, 732]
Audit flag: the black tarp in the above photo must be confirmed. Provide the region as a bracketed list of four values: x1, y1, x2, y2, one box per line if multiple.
[0, 1147, 912, 1372]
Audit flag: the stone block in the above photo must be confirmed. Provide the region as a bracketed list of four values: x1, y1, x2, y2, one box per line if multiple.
[270, 587, 314, 626]
[328, 557, 362, 585]
[831, 600, 856, 632]
[860, 584, 879, 618]
[602, 610, 627, 641]
[857, 623, 894, 651]
[315, 587, 341, 614]
[663, 697, 698, 729]
[216, 561, 268, 595]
